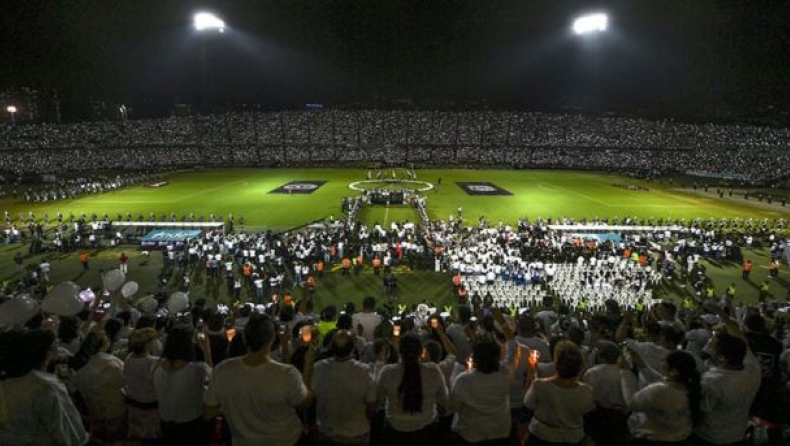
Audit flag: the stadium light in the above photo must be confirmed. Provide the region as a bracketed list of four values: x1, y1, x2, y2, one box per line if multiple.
[6, 105, 17, 125]
[194, 12, 225, 33]
[572, 13, 608, 35]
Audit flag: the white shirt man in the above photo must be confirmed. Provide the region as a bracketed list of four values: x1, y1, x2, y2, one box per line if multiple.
[312, 332, 376, 443]
[582, 342, 634, 411]
[205, 313, 311, 446]
[451, 367, 510, 442]
[73, 351, 126, 428]
[39, 260, 51, 282]
[352, 297, 382, 342]
[693, 332, 761, 445]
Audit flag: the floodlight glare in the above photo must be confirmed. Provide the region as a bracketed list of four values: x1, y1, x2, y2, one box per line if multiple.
[573, 13, 608, 35]
[194, 12, 225, 32]
[6, 106, 17, 113]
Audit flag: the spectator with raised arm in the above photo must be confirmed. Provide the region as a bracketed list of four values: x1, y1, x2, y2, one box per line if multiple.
[450, 335, 512, 445]
[522, 340, 595, 446]
[691, 320, 761, 446]
[620, 349, 701, 445]
[205, 312, 314, 446]
[312, 329, 377, 445]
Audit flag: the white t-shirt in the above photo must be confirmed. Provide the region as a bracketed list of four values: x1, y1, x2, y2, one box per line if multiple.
[694, 358, 761, 444]
[583, 363, 633, 411]
[684, 329, 711, 359]
[351, 312, 382, 342]
[523, 379, 595, 444]
[376, 362, 449, 432]
[312, 358, 376, 439]
[123, 355, 159, 403]
[0, 371, 88, 446]
[451, 371, 511, 442]
[74, 352, 126, 420]
[205, 358, 308, 446]
[625, 340, 670, 386]
[153, 362, 211, 423]
[625, 380, 692, 442]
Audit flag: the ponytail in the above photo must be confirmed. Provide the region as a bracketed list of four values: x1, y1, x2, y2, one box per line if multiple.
[666, 350, 702, 425]
[397, 333, 424, 414]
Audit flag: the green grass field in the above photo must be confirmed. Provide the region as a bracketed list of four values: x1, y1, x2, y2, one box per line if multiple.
[2, 168, 788, 230]
[2, 168, 789, 313]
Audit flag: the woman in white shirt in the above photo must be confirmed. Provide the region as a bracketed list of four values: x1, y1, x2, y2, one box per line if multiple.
[73, 330, 127, 442]
[523, 340, 595, 445]
[153, 325, 211, 446]
[621, 349, 701, 445]
[451, 335, 512, 444]
[124, 327, 161, 441]
[376, 332, 449, 445]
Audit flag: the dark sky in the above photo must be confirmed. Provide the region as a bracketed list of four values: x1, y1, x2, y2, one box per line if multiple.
[2, 0, 790, 119]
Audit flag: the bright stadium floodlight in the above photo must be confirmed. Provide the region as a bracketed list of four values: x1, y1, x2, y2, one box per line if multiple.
[194, 12, 225, 32]
[573, 13, 608, 35]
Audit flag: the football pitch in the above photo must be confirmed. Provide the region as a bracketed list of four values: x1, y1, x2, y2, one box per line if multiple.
[2, 168, 789, 311]
[3, 168, 787, 230]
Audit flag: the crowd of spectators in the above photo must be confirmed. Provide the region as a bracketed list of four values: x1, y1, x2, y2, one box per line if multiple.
[3, 109, 790, 444]
[1, 110, 790, 185]
[0, 273, 787, 445]
[3, 200, 790, 444]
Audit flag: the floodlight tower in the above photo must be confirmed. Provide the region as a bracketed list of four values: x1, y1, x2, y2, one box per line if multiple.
[193, 12, 226, 112]
[6, 105, 17, 125]
[569, 13, 609, 110]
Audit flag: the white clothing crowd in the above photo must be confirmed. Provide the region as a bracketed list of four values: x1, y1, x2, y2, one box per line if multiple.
[0, 110, 789, 184]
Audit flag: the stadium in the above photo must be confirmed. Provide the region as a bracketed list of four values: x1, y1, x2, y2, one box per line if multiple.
[1, 3, 789, 446]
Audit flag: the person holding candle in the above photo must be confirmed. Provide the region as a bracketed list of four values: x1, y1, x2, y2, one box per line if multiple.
[450, 335, 512, 444]
[523, 340, 595, 445]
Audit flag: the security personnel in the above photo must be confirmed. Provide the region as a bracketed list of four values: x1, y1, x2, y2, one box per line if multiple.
[726, 283, 736, 299]
[759, 280, 771, 302]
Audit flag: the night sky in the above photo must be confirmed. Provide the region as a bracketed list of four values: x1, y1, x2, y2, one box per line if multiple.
[2, 0, 790, 119]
